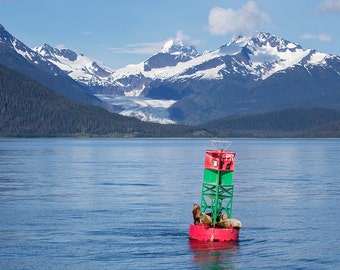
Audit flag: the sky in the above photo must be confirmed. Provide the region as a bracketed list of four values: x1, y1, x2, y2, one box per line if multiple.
[0, 0, 339, 70]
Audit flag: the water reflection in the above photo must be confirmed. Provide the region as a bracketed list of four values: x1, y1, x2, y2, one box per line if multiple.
[189, 240, 239, 269]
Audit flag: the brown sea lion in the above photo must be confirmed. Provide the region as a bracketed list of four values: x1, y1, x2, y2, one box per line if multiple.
[192, 204, 212, 226]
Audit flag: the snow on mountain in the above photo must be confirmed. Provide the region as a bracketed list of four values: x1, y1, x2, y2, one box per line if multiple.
[31, 32, 331, 98]
[239, 32, 329, 79]
[109, 32, 332, 95]
[32, 44, 114, 87]
[24, 28, 338, 124]
[0, 24, 63, 76]
[91, 32, 337, 124]
[166, 32, 330, 81]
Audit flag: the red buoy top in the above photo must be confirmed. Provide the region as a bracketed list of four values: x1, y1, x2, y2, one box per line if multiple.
[204, 150, 235, 171]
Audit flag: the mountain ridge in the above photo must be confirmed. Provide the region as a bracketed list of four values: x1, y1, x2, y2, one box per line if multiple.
[0, 24, 101, 106]
[1, 61, 339, 137]
[32, 43, 114, 88]
[1, 23, 339, 125]
[31, 30, 339, 124]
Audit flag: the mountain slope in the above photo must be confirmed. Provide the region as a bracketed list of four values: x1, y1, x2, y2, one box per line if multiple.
[32, 44, 115, 93]
[0, 64, 203, 137]
[107, 32, 336, 95]
[167, 59, 340, 124]
[80, 32, 340, 124]
[1, 62, 338, 138]
[0, 24, 101, 106]
[7, 23, 340, 125]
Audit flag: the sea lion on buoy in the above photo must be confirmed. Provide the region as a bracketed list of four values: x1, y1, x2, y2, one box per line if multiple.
[216, 215, 242, 229]
[192, 204, 212, 226]
[200, 213, 212, 226]
[192, 204, 201, 224]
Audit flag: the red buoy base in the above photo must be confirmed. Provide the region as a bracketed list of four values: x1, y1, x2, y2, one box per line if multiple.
[189, 223, 239, 242]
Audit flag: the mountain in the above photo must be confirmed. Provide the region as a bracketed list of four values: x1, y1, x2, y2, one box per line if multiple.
[0, 63, 206, 137]
[142, 32, 340, 124]
[100, 32, 339, 93]
[38, 31, 339, 125]
[145, 40, 199, 70]
[32, 44, 115, 93]
[5, 23, 340, 125]
[0, 24, 101, 106]
[2, 24, 339, 137]
[1, 62, 338, 137]
[32, 39, 201, 123]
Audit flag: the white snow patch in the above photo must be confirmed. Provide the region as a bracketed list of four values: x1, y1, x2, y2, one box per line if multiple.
[95, 94, 176, 124]
[309, 52, 327, 65]
[124, 85, 145, 96]
[286, 42, 297, 49]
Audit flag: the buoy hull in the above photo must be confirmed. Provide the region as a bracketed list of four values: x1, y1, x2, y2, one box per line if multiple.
[189, 224, 239, 242]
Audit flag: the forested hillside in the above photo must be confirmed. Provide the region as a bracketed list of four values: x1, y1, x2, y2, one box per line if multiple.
[200, 108, 340, 137]
[0, 64, 205, 137]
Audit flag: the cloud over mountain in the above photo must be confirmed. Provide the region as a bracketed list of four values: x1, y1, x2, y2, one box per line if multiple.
[109, 30, 199, 56]
[208, 1, 270, 35]
[302, 33, 332, 42]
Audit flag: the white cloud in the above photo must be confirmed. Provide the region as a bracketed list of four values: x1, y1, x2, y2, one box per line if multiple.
[318, 33, 332, 42]
[208, 1, 270, 35]
[174, 30, 189, 44]
[301, 33, 332, 42]
[110, 30, 200, 55]
[173, 30, 202, 47]
[55, 44, 66, 49]
[318, 0, 340, 13]
[110, 41, 165, 55]
[301, 33, 315, 40]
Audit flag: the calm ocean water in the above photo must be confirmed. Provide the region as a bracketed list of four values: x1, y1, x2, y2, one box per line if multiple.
[0, 138, 339, 269]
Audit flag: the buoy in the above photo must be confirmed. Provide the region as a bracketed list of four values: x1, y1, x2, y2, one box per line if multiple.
[189, 140, 241, 241]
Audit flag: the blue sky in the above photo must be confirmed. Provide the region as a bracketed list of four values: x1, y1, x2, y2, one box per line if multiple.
[0, 0, 339, 69]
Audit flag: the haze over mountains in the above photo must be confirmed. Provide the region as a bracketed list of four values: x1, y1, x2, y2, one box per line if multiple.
[0, 23, 340, 137]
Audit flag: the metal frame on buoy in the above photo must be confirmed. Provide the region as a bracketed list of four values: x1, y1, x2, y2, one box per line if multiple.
[201, 141, 235, 223]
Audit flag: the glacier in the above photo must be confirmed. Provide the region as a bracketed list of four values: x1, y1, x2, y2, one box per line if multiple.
[95, 94, 176, 124]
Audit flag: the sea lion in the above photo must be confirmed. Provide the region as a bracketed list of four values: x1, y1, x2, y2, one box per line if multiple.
[200, 213, 212, 226]
[192, 204, 212, 226]
[216, 215, 242, 229]
[192, 204, 201, 225]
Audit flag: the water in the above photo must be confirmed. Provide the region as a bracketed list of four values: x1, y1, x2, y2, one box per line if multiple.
[0, 138, 339, 269]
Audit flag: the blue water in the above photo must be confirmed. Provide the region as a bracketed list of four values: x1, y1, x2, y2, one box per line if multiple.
[0, 138, 339, 269]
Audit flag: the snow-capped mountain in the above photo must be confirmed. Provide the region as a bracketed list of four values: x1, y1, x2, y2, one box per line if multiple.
[145, 40, 198, 70]
[0, 24, 100, 106]
[32, 40, 201, 123]
[2, 22, 339, 125]
[110, 32, 333, 93]
[93, 32, 339, 124]
[0, 24, 64, 76]
[32, 44, 114, 88]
